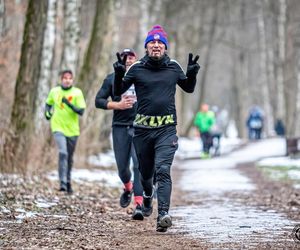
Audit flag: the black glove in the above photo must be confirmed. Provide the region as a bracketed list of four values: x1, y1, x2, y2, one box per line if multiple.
[113, 52, 127, 76]
[186, 53, 200, 76]
[62, 97, 84, 116]
[45, 104, 52, 120]
[62, 97, 70, 106]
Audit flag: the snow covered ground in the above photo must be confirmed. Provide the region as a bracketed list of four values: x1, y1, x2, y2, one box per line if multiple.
[172, 137, 299, 244]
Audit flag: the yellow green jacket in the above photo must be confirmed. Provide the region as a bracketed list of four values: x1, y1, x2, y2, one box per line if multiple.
[46, 86, 86, 137]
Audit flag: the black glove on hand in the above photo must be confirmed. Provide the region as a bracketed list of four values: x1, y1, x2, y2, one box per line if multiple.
[113, 52, 127, 76]
[62, 97, 70, 106]
[45, 104, 52, 120]
[186, 53, 200, 76]
[62, 97, 84, 116]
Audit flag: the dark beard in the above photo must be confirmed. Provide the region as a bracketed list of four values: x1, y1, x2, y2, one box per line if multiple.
[146, 50, 166, 60]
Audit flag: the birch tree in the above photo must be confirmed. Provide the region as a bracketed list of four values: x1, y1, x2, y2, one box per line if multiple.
[60, 0, 81, 73]
[1, 0, 48, 172]
[34, 0, 57, 132]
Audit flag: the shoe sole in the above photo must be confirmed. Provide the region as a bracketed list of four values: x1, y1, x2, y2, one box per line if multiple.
[120, 201, 131, 208]
[156, 226, 168, 232]
[132, 211, 144, 221]
[156, 215, 172, 232]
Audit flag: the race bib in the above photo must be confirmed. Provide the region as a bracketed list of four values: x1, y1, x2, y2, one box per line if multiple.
[123, 85, 137, 102]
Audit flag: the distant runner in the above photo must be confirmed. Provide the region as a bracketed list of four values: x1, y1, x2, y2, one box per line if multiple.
[194, 103, 215, 158]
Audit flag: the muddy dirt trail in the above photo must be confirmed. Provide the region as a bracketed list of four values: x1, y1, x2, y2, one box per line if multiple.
[1, 138, 300, 249]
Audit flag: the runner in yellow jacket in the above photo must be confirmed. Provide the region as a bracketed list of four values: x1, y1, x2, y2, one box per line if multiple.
[45, 70, 86, 193]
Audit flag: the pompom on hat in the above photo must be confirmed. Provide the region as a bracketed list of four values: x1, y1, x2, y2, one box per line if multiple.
[144, 25, 168, 49]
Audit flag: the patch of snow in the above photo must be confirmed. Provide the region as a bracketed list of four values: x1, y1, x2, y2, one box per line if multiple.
[288, 170, 300, 180]
[35, 198, 58, 208]
[87, 150, 116, 168]
[15, 208, 26, 213]
[258, 157, 300, 168]
[0, 206, 10, 214]
[15, 211, 38, 221]
[47, 169, 121, 188]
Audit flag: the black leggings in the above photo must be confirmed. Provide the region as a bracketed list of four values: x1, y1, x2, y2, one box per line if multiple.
[133, 125, 178, 213]
[112, 125, 143, 197]
[200, 131, 213, 154]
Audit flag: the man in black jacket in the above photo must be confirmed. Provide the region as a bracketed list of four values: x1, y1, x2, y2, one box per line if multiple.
[113, 25, 200, 232]
[95, 48, 144, 220]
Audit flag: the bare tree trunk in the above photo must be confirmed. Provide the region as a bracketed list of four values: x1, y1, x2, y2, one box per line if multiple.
[230, 52, 240, 137]
[257, 0, 274, 136]
[183, 0, 218, 136]
[267, 43, 277, 127]
[60, 0, 80, 73]
[198, 2, 218, 107]
[77, 0, 114, 155]
[284, 27, 297, 137]
[0, 0, 5, 37]
[35, 0, 57, 132]
[134, 0, 150, 57]
[238, 50, 249, 139]
[77, 0, 112, 97]
[291, 1, 300, 137]
[1, 0, 48, 172]
[226, 0, 249, 138]
[133, 0, 162, 57]
[294, 0, 300, 136]
[284, 0, 299, 137]
[276, 0, 286, 122]
[296, 53, 300, 135]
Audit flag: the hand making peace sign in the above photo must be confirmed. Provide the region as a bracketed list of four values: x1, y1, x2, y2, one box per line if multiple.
[187, 53, 200, 75]
[113, 52, 127, 75]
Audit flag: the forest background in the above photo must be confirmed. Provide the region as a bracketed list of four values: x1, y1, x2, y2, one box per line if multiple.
[0, 0, 299, 173]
